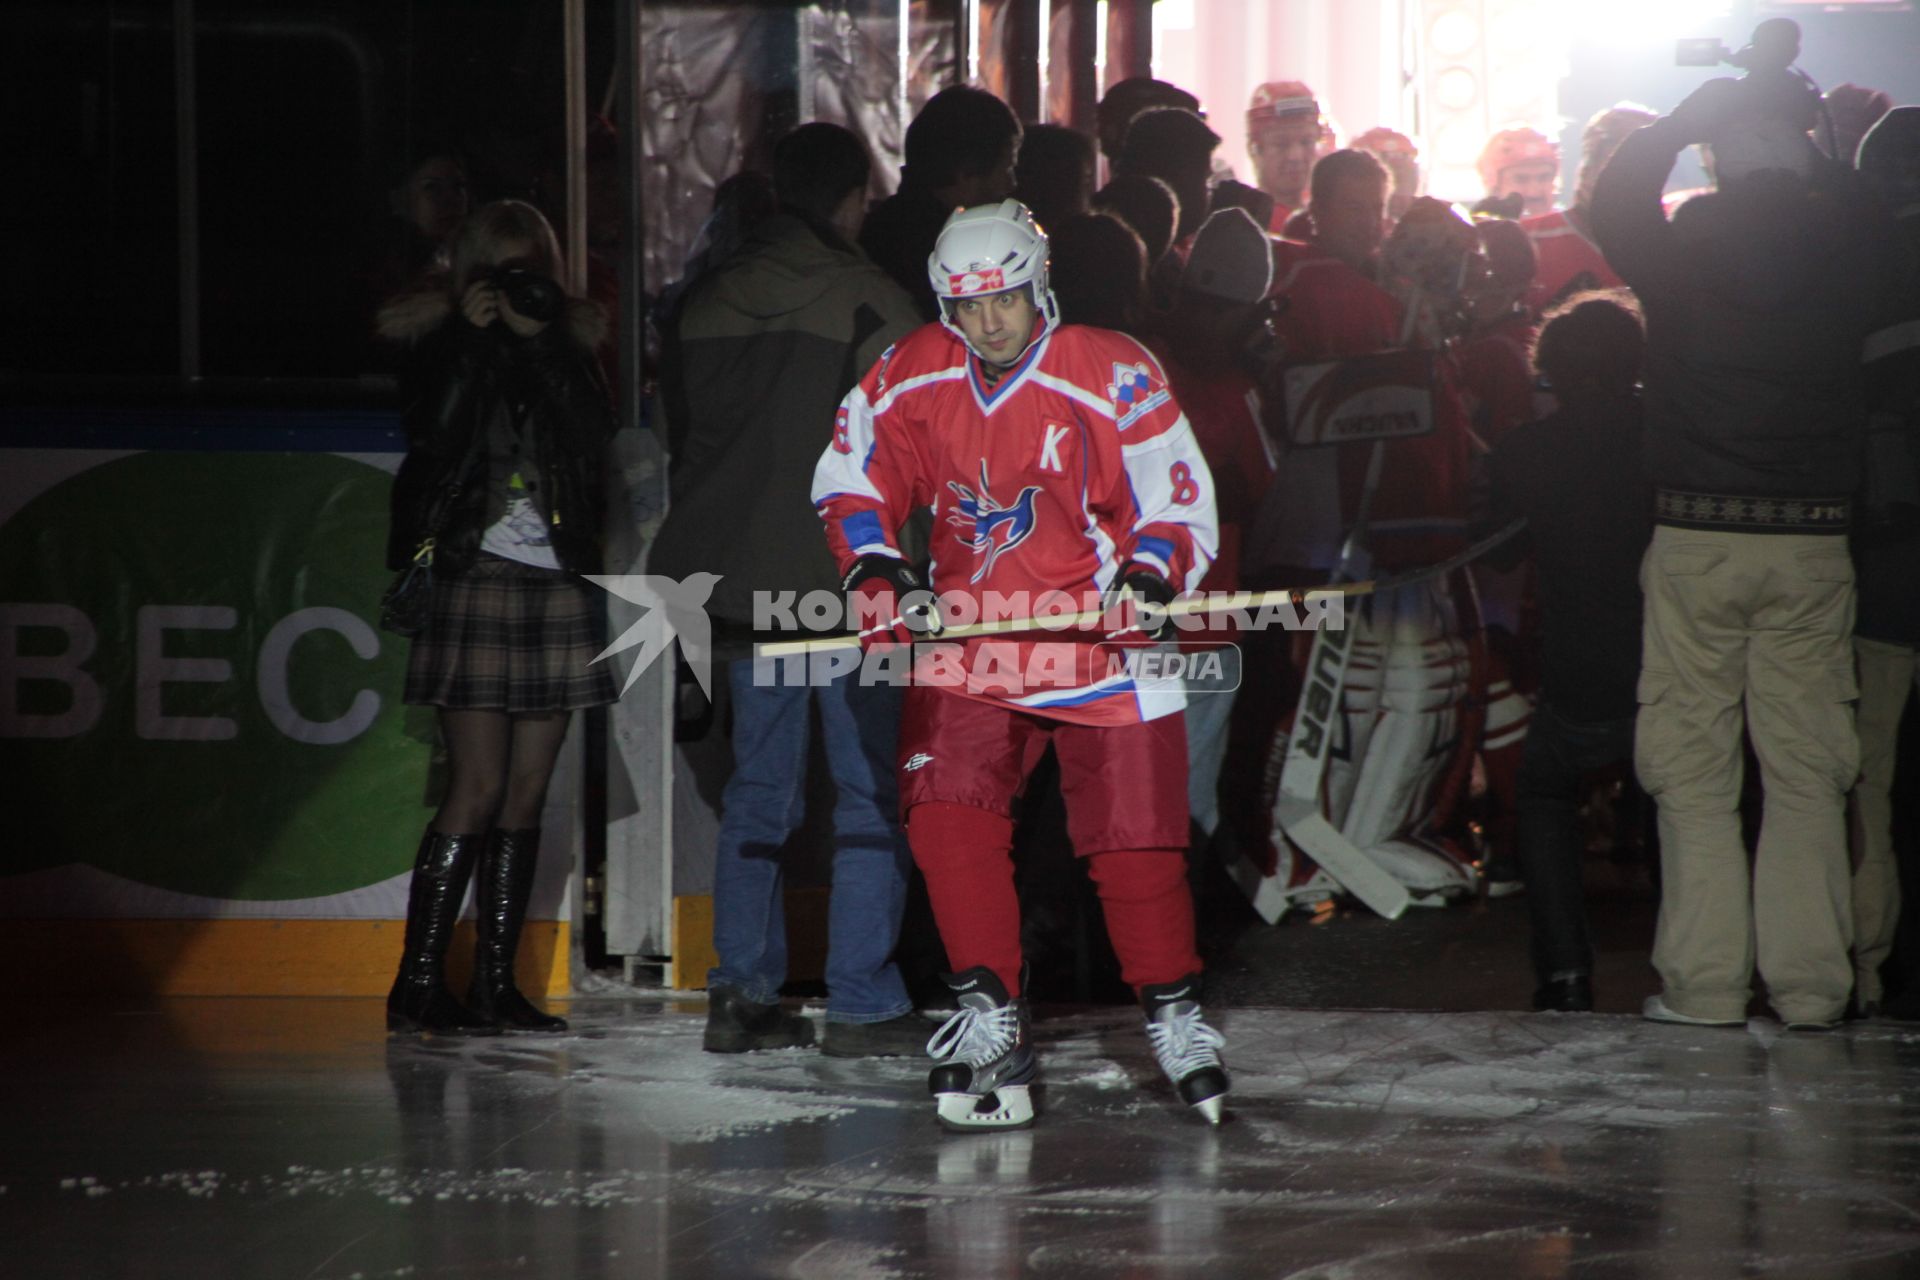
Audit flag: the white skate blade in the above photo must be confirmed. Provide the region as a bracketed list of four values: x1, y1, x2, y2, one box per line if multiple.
[1192, 1095, 1224, 1126]
[936, 1085, 1034, 1132]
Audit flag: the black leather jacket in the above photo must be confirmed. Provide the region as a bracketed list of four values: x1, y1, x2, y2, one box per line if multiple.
[384, 301, 613, 577]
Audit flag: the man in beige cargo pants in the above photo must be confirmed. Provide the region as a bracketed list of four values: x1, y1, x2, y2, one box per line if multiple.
[1591, 76, 1902, 1029]
[1635, 513, 1858, 1027]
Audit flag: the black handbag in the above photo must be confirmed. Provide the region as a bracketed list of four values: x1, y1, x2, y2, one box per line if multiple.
[382, 470, 466, 638]
[379, 537, 437, 637]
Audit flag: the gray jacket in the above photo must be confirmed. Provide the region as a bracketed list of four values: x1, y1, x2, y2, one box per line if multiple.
[649, 212, 921, 638]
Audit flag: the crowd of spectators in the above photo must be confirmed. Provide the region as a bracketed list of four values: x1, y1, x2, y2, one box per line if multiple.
[372, 42, 1920, 1040]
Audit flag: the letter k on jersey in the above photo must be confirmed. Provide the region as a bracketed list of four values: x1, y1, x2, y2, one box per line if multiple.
[1038, 423, 1070, 473]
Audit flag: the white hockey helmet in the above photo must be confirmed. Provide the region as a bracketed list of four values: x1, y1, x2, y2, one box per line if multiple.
[928, 198, 1060, 360]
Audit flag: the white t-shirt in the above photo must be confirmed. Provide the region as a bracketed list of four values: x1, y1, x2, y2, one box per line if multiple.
[480, 471, 562, 569]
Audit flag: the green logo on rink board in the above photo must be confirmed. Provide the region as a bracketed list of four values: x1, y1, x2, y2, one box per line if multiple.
[0, 451, 433, 900]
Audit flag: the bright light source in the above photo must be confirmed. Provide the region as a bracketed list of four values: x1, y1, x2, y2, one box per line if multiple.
[1435, 119, 1488, 168]
[1153, 0, 1195, 32]
[1429, 10, 1480, 57]
[1095, 0, 1107, 80]
[1560, 0, 1734, 46]
[1435, 66, 1479, 111]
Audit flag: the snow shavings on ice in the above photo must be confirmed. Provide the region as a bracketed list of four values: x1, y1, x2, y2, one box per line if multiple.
[466, 1018, 878, 1143]
[50, 1163, 673, 1211]
[38, 1000, 1920, 1262]
[786, 1238, 912, 1280]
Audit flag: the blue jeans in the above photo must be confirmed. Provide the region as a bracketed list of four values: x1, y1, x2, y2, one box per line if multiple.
[707, 658, 913, 1022]
[1184, 683, 1237, 838]
[1515, 700, 1636, 983]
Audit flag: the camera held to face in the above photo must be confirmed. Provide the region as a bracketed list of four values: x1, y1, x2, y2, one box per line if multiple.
[486, 266, 565, 325]
[1671, 18, 1826, 184]
[1675, 19, 1800, 76]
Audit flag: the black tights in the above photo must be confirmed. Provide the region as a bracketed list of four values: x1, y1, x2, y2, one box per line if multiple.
[431, 709, 572, 833]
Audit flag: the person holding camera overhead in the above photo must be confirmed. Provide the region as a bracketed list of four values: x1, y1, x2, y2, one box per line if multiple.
[375, 198, 616, 1036]
[1590, 21, 1905, 1031]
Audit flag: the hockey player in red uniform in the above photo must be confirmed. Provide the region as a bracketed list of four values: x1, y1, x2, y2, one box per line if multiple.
[1259, 157, 1470, 575]
[1456, 218, 1540, 448]
[1521, 105, 1655, 315]
[1352, 126, 1422, 224]
[1454, 216, 1544, 896]
[1478, 127, 1561, 220]
[1237, 159, 1485, 920]
[811, 200, 1228, 1129]
[1247, 80, 1327, 235]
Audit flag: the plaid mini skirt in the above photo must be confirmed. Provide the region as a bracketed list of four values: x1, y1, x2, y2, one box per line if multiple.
[403, 555, 618, 712]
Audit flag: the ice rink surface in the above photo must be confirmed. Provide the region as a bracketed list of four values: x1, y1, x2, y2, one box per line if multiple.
[8, 992, 1920, 1279]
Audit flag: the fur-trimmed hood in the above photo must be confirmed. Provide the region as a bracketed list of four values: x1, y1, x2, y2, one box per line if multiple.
[375, 286, 609, 351]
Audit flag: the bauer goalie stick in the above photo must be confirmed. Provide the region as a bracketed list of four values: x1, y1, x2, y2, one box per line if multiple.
[1241, 440, 1411, 919]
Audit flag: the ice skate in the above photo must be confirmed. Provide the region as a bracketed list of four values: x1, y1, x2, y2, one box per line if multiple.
[925, 967, 1037, 1132]
[1140, 975, 1229, 1124]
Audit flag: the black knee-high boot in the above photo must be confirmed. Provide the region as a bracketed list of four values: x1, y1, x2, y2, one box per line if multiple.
[388, 830, 498, 1035]
[469, 828, 569, 1032]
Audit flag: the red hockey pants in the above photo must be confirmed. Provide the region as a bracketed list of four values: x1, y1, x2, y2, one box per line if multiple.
[905, 801, 1199, 997]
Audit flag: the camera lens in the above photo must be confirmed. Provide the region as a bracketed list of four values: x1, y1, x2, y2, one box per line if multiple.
[492, 268, 565, 324]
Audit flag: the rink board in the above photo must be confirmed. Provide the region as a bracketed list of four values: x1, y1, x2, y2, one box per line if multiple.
[0, 411, 574, 996]
[3, 918, 568, 998]
[669, 889, 831, 991]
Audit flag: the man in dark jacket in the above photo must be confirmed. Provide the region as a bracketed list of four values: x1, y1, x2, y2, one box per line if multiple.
[860, 86, 1021, 320]
[1849, 107, 1920, 1019]
[649, 123, 925, 1058]
[1590, 70, 1904, 1030]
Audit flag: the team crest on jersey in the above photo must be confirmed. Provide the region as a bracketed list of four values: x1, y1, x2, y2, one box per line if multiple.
[949, 268, 1005, 296]
[1108, 360, 1170, 430]
[946, 460, 1041, 584]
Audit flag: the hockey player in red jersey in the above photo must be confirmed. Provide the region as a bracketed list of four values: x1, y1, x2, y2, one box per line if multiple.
[1457, 218, 1541, 447]
[1352, 126, 1422, 224]
[1260, 156, 1471, 574]
[1454, 216, 1545, 896]
[1247, 80, 1327, 235]
[1521, 104, 1655, 315]
[1478, 126, 1561, 220]
[1237, 161, 1486, 920]
[811, 200, 1228, 1129]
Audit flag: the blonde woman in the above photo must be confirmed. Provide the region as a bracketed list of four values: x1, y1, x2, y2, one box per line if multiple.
[376, 200, 614, 1035]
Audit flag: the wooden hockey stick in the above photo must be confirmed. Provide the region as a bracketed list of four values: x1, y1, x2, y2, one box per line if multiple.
[752, 521, 1523, 659]
[754, 584, 1343, 658]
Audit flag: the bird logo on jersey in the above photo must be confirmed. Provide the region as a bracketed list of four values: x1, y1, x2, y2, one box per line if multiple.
[1109, 360, 1170, 429]
[946, 460, 1041, 584]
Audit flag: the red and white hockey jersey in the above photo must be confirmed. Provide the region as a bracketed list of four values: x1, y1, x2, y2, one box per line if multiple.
[1151, 352, 1271, 595]
[813, 321, 1218, 726]
[1255, 241, 1473, 573]
[1521, 208, 1623, 315]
